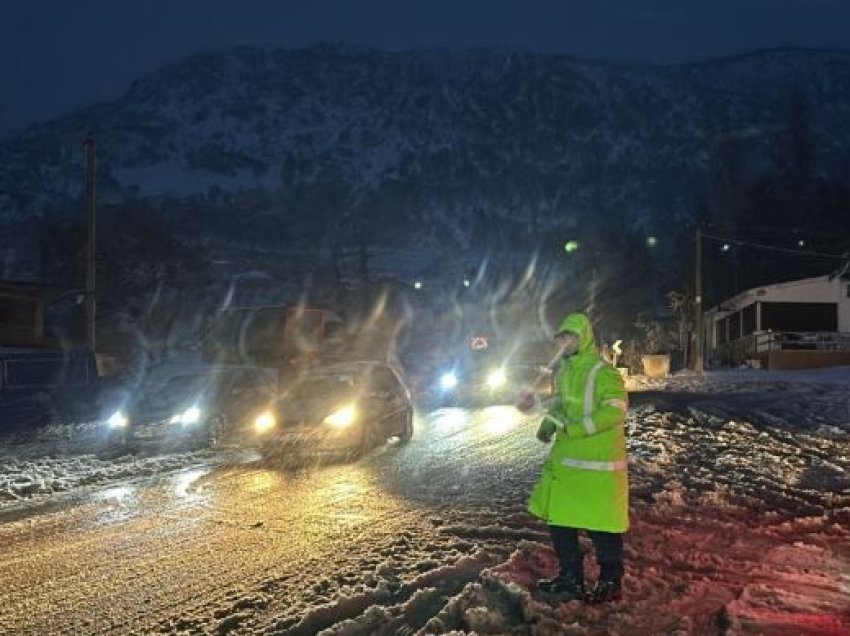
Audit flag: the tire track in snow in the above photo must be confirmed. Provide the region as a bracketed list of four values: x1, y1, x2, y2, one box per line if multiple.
[268, 549, 504, 636]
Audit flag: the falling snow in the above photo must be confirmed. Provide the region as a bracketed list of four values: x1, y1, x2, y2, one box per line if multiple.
[0, 367, 848, 634]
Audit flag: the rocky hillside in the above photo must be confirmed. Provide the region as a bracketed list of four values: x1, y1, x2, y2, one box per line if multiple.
[1, 45, 848, 353]
[1, 45, 848, 245]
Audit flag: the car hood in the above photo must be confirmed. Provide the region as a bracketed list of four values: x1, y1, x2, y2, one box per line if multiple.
[117, 391, 211, 421]
[275, 394, 356, 426]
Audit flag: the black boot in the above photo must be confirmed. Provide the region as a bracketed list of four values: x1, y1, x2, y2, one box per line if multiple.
[537, 573, 585, 601]
[586, 578, 622, 604]
[587, 532, 624, 604]
[544, 526, 585, 600]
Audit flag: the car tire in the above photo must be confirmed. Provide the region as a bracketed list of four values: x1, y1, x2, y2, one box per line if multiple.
[397, 409, 414, 443]
[359, 423, 381, 457]
[443, 392, 460, 408]
[110, 428, 128, 448]
[98, 437, 127, 460]
[207, 415, 227, 449]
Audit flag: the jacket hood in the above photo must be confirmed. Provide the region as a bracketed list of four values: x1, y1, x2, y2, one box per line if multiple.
[555, 313, 597, 357]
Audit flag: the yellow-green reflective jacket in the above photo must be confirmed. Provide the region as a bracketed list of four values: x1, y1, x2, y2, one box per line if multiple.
[527, 313, 630, 532]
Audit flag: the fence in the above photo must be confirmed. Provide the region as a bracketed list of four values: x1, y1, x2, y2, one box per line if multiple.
[711, 331, 850, 366]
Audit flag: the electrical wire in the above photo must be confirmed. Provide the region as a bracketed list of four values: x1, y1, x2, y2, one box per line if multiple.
[701, 232, 848, 260]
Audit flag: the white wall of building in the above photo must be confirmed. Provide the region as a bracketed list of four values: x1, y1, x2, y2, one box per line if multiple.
[704, 275, 850, 348]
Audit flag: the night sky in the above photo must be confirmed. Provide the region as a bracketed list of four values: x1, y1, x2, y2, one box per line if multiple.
[1, 0, 848, 139]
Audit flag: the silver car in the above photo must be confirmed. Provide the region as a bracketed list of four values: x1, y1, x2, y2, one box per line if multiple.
[249, 361, 414, 461]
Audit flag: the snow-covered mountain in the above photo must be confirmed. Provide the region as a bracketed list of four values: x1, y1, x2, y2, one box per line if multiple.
[2, 44, 849, 248]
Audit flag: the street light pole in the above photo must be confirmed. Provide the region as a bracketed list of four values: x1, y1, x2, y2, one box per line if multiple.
[694, 226, 703, 373]
[84, 131, 97, 352]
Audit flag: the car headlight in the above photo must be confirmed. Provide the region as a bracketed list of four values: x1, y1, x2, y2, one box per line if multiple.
[254, 411, 276, 433]
[171, 406, 202, 425]
[107, 410, 128, 428]
[487, 369, 507, 388]
[324, 405, 357, 428]
[439, 372, 458, 391]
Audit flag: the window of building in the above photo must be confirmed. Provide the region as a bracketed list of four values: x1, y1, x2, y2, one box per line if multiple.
[716, 319, 727, 345]
[742, 304, 757, 335]
[760, 302, 838, 332]
[728, 311, 742, 341]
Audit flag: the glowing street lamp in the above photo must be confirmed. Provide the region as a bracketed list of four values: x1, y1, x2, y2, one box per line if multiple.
[463, 279, 471, 287]
[414, 281, 423, 290]
[564, 240, 580, 253]
[646, 236, 658, 248]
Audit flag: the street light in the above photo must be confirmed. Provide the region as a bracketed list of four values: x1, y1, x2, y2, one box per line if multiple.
[564, 240, 580, 253]
[646, 236, 658, 248]
[414, 281, 422, 290]
[463, 279, 471, 287]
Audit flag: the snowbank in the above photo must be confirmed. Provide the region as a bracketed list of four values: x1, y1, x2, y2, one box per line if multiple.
[0, 448, 231, 509]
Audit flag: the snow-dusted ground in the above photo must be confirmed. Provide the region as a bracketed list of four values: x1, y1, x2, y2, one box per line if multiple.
[626, 364, 850, 395]
[0, 417, 237, 509]
[0, 367, 848, 634]
[0, 448, 231, 508]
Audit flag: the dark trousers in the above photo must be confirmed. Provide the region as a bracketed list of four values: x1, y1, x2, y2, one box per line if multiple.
[549, 525, 624, 582]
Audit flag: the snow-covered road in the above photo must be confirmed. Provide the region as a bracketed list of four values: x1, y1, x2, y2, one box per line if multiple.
[1, 370, 849, 634]
[0, 406, 540, 635]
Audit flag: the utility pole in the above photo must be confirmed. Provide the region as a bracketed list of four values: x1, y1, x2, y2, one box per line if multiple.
[84, 131, 97, 352]
[694, 226, 703, 373]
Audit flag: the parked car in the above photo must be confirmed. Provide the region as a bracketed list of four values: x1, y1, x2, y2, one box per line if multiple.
[0, 349, 105, 440]
[249, 360, 414, 461]
[104, 366, 276, 451]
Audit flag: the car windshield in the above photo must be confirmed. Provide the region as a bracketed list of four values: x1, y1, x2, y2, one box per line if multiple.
[287, 371, 359, 400]
[459, 347, 501, 371]
[274, 369, 363, 415]
[136, 373, 226, 409]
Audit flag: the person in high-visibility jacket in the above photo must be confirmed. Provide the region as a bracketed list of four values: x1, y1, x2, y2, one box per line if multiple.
[528, 313, 629, 604]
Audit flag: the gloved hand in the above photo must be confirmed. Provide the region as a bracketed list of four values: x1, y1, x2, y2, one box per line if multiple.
[536, 418, 556, 443]
[515, 390, 537, 413]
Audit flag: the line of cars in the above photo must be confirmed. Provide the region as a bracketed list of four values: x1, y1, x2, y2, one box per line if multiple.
[103, 360, 415, 461]
[421, 335, 555, 407]
[2, 340, 546, 462]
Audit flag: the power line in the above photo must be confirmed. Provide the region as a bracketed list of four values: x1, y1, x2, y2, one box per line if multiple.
[701, 232, 848, 261]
